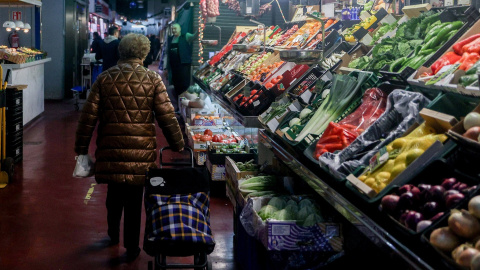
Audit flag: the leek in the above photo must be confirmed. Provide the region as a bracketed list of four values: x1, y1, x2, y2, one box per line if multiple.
[295, 73, 369, 142]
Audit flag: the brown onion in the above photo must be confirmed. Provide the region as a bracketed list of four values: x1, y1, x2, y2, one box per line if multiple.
[471, 252, 480, 270]
[453, 244, 472, 261]
[430, 227, 462, 253]
[464, 127, 480, 141]
[449, 209, 480, 239]
[456, 247, 479, 268]
[469, 196, 480, 219]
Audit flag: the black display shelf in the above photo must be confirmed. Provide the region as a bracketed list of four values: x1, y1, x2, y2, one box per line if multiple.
[258, 129, 438, 270]
[193, 75, 262, 128]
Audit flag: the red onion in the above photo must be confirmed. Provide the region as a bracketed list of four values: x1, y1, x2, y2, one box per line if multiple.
[430, 212, 444, 222]
[416, 220, 432, 232]
[426, 185, 446, 203]
[404, 211, 423, 230]
[444, 189, 460, 197]
[418, 184, 432, 200]
[445, 192, 465, 208]
[452, 182, 468, 191]
[441, 178, 457, 190]
[398, 192, 417, 211]
[380, 194, 400, 215]
[461, 185, 477, 195]
[398, 184, 420, 198]
[399, 211, 410, 225]
[421, 201, 440, 219]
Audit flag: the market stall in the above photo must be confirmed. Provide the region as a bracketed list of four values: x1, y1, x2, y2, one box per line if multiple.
[180, 1, 480, 268]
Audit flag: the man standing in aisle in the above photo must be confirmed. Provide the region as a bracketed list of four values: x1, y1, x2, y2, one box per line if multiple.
[96, 26, 120, 71]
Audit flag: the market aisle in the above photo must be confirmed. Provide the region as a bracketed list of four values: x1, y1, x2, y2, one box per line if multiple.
[0, 100, 236, 270]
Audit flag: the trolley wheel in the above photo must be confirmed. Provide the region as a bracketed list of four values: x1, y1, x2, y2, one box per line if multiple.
[148, 261, 153, 270]
[194, 253, 206, 270]
[3, 157, 14, 180]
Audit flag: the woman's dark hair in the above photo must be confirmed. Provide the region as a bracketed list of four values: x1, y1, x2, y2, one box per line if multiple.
[93, 32, 100, 39]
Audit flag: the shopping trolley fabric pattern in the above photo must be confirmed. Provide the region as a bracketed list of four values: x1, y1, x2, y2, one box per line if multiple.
[145, 192, 215, 245]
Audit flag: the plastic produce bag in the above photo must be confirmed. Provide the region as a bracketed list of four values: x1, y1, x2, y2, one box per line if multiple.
[313, 88, 388, 159]
[318, 90, 431, 179]
[73, 154, 95, 178]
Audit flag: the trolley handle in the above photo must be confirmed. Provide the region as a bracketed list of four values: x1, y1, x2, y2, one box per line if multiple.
[159, 146, 194, 168]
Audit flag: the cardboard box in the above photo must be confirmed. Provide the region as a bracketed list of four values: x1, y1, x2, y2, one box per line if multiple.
[225, 156, 258, 183]
[332, 43, 371, 74]
[242, 197, 343, 252]
[402, 3, 432, 18]
[206, 159, 226, 181]
[346, 108, 457, 200]
[448, 103, 480, 151]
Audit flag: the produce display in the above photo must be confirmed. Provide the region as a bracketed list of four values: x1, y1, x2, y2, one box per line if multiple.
[380, 179, 477, 233]
[428, 195, 480, 269]
[191, 5, 480, 269]
[313, 87, 387, 159]
[257, 197, 324, 226]
[357, 123, 448, 194]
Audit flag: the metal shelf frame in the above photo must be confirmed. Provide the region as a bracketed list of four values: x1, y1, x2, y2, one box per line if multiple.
[193, 75, 262, 128]
[258, 129, 435, 270]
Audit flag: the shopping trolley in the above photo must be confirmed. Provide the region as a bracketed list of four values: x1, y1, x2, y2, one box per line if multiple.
[71, 54, 102, 111]
[144, 147, 215, 270]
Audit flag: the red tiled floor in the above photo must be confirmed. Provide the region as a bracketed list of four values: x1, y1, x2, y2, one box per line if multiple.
[0, 100, 236, 270]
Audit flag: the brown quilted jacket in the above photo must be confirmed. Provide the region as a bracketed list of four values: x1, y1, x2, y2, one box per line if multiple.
[74, 58, 185, 185]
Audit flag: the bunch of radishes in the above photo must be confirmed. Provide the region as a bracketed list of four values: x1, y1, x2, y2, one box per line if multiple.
[429, 195, 480, 269]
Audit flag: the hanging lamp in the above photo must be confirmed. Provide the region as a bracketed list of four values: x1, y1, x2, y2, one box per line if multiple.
[13, 4, 23, 31]
[3, 2, 16, 32]
[22, 6, 30, 33]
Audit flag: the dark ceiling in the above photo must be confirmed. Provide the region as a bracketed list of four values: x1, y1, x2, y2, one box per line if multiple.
[106, 0, 150, 20]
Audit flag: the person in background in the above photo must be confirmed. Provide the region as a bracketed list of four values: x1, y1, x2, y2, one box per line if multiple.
[104, 32, 108, 39]
[164, 23, 197, 113]
[90, 32, 103, 54]
[75, 33, 185, 262]
[151, 35, 161, 61]
[96, 27, 120, 71]
[143, 34, 154, 68]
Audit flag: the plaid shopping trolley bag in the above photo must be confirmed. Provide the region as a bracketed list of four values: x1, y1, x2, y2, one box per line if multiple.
[143, 147, 215, 269]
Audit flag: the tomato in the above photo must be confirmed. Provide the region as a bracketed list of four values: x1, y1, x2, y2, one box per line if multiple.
[240, 101, 245, 106]
[265, 82, 274, 89]
[271, 78, 279, 84]
[248, 99, 253, 104]
[233, 95, 240, 102]
[276, 75, 283, 81]
[200, 135, 212, 142]
[212, 134, 223, 142]
[194, 133, 203, 140]
[252, 95, 260, 101]
[204, 129, 213, 136]
[221, 134, 228, 139]
[250, 90, 258, 95]
[242, 96, 249, 102]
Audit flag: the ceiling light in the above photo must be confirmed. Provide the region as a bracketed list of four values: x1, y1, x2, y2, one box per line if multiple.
[3, 21, 15, 32]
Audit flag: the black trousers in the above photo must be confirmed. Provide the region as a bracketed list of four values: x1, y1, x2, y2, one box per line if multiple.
[106, 183, 144, 249]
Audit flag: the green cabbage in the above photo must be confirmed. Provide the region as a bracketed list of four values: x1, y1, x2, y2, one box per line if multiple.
[298, 205, 314, 222]
[273, 209, 296, 221]
[286, 199, 298, 208]
[284, 205, 298, 220]
[303, 213, 325, 227]
[268, 197, 286, 210]
[298, 199, 314, 209]
[258, 205, 278, 221]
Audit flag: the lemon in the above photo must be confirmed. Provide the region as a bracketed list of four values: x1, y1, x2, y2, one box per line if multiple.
[406, 148, 425, 165]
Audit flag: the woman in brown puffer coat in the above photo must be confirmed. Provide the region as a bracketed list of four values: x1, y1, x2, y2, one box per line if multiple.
[74, 33, 184, 261]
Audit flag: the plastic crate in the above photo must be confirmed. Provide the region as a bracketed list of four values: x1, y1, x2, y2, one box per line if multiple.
[303, 83, 405, 167]
[443, 145, 480, 177]
[425, 92, 480, 119]
[286, 65, 326, 97]
[245, 88, 276, 116]
[6, 137, 22, 163]
[6, 129, 22, 142]
[379, 159, 480, 238]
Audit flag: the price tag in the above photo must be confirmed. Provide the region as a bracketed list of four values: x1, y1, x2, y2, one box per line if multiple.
[267, 118, 280, 131]
[300, 90, 312, 103]
[253, 100, 261, 107]
[369, 147, 389, 173]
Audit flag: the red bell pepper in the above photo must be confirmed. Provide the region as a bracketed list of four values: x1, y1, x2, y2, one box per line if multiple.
[430, 52, 462, 75]
[458, 52, 480, 71]
[453, 34, 480, 54]
[462, 37, 480, 55]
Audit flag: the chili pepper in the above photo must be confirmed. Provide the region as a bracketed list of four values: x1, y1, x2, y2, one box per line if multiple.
[453, 34, 480, 54]
[458, 52, 480, 71]
[428, 21, 463, 50]
[318, 135, 341, 144]
[324, 143, 344, 152]
[462, 37, 480, 55]
[430, 52, 462, 75]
